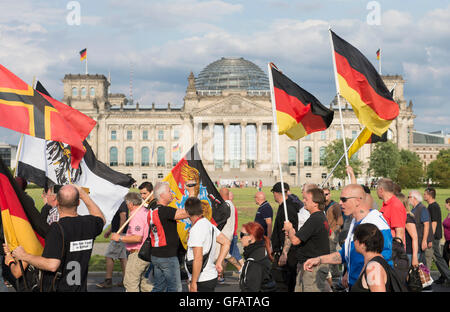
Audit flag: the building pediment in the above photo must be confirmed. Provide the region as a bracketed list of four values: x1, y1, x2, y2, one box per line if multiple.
[192, 95, 272, 116]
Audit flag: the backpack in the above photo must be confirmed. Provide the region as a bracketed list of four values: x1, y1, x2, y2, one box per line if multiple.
[243, 257, 277, 292]
[365, 256, 408, 292]
[391, 237, 409, 286]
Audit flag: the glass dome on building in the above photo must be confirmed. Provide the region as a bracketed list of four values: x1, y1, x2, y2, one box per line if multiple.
[195, 57, 270, 91]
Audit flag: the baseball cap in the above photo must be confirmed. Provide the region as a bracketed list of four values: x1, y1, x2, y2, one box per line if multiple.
[271, 182, 289, 193]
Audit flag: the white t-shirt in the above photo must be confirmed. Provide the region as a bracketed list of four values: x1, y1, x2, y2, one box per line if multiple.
[185, 218, 221, 282]
[221, 200, 235, 241]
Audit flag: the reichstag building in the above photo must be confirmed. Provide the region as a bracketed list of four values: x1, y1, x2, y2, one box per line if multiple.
[61, 57, 445, 187]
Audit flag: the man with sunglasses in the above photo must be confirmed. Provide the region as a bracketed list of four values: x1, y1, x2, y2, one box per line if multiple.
[302, 184, 393, 291]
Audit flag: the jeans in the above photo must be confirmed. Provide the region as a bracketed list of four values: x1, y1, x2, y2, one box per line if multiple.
[229, 235, 242, 261]
[151, 256, 182, 292]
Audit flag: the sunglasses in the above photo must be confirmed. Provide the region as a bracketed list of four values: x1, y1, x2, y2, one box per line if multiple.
[186, 183, 197, 187]
[340, 196, 361, 203]
[240, 232, 250, 239]
[324, 193, 330, 196]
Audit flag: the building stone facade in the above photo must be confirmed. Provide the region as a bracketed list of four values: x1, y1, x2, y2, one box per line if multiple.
[60, 57, 447, 187]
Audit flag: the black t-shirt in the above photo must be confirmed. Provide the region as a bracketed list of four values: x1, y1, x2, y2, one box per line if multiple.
[41, 215, 104, 292]
[405, 214, 416, 254]
[149, 205, 179, 258]
[428, 202, 442, 240]
[271, 196, 300, 254]
[111, 201, 129, 233]
[295, 211, 330, 264]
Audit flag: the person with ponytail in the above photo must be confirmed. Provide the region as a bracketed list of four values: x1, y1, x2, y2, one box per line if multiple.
[239, 222, 276, 292]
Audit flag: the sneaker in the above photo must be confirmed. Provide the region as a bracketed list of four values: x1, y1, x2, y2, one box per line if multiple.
[218, 277, 225, 284]
[96, 279, 113, 289]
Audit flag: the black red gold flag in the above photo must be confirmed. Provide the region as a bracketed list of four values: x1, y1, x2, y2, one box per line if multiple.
[331, 30, 398, 136]
[0, 154, 49, 256]
[269, 63, 334, 140]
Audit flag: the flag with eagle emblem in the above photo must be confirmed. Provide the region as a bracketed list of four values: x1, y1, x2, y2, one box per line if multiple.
[163, 143, 230, 249]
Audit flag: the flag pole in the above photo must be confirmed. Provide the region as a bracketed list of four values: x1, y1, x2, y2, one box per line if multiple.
[116, 191, 153, 235]
[329, 27, 351, 185]
[85, 53, 88, 75]
[378, 48, 382, 75]
[267, 63, 289, 222]
[320, 126, 366, 188]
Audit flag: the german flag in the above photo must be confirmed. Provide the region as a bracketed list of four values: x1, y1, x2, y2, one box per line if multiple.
[163, 144, 230, 249]
[331, 30, 398, 136]
[0, 155, 49, 256]
[0, 64, 96, 168]
[80, 48, 87, 61]
[270, 63, 334, 140]
[376, 49, 381, 60]
[348, 127, 388, 158]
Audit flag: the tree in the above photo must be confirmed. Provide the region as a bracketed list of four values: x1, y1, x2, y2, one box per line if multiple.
[323, 139, 362, 180]
[396, 149, 424, 188]
[426, 148, 450, 187]
[369, 141, 401, 180]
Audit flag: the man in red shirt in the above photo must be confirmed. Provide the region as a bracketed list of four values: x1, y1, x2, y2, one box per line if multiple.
[377, 178, 406, 242]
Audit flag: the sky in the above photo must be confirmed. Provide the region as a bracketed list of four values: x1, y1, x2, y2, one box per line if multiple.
[1, 0, 449, 145]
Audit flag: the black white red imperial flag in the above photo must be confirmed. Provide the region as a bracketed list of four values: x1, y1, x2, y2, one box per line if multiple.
[17, 132, 136, 227]
[163, 143, 230, 249]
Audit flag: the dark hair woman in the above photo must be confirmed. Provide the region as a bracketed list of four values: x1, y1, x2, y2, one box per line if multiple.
[350, 223, 392, 292]
[239, 222, 276, 292]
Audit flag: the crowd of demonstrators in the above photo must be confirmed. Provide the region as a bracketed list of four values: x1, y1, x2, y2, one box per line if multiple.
[184, 197, 230, 292]
[110, 192, 152, 292]
[443, 198, 450, 268]
[12, 185, 105, 292]
[270, 182, 302, 292]
[239, 222, 276, 292]
[148, 182, 190, 292]
[424, 188, 450, 285]
[284, 188, 331, 292]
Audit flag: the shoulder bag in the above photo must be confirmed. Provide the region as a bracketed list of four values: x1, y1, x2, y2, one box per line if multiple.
[185, 226, 214, 275]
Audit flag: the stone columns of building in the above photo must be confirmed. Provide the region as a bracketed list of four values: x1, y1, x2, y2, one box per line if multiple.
[240, 122, 247, 171]
[224, 122, 230, 171]
[208, 122, 214, 163]
[119, 125, 124, 166]
[256, 122, 262, 164]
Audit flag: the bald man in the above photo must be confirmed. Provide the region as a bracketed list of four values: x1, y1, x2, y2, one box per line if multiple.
[254, 191, 273, 238]
[303, 184, 393, 290]
[13, 184, 105, 292]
